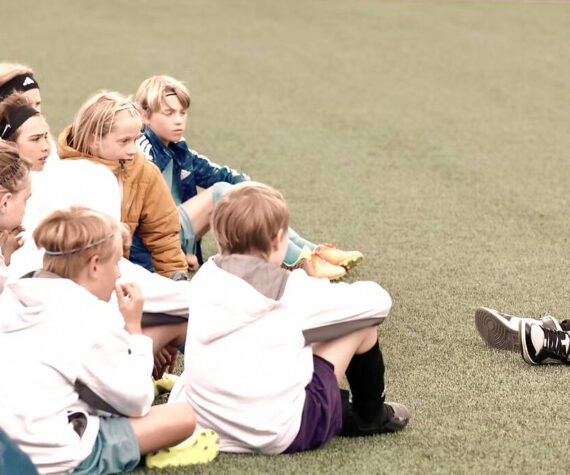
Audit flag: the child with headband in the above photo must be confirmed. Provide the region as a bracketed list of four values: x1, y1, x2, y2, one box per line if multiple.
[58, 91, 188, 279]
[0, 63, 41, 111]
[0, 92, 51, 172]
[0, 206, 219, 473]
[0, 140, 30, 292]
[169, 183, 409, 455]
[134, 75, 363, 279]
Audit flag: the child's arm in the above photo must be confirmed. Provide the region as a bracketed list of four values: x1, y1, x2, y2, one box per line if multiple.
[186, 147, 249, 190]
[77, 284, 154, 417]
[137, 164, 188, 277]
[290, 273, 393, 344]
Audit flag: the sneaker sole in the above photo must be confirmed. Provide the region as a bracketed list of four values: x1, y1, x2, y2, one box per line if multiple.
[475, 307, 520, 353]
[145, 429, 219, 468]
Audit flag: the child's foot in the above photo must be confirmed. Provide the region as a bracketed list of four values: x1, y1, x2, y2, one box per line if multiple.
[314, 243, 363, 270]
[154, 373, 179, 397]
[520, 321, 570, 365]
[145, 429, 220, 468]
[303, 254, 346, 280]
[475, 307, 562, 353]
[341, 396, 410, 437]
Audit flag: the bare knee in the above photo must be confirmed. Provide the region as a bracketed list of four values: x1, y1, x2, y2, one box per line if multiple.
[160, 402, 196, 443]
[175, 403, 196, 440]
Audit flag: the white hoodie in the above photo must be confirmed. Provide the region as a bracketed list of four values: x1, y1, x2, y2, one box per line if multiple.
[0, 273, 154, 474]
[7, 158, 190, 317]
[171, 255, 392, 454]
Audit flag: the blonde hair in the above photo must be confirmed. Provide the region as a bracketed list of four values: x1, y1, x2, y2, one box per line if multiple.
[0, 140, 29, 193]
[135, 75, 191, 114]
[212, 183, 290, 257]
[33, 206, 131, 280]
[69, 91, 142, 156]
[0, 63, 34, 89]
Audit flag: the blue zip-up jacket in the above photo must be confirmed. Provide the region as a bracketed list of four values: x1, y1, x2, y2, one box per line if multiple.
[136, 129, 249, 203]
[133, 129, 249, 267]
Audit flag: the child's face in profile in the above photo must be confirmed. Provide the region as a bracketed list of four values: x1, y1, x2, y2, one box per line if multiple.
[14, 115, 50, 172]
[95, 110, 141, 162]
[146, 94, 188, 146]
[0, 173, 31, 231]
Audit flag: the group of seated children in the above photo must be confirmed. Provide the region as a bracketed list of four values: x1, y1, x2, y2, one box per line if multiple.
[0, 62, 410, 474]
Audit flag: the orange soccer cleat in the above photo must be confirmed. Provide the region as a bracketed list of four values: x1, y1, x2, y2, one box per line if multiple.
[314, 243, 363, 270]
[303, 254, 346, 280]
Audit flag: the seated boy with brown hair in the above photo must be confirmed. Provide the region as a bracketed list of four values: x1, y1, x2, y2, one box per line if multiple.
[169, 183, 410, 454]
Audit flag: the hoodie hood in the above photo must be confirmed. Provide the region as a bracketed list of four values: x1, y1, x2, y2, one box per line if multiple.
[0, 274, 88, 333]
[188, 257, 290, 345]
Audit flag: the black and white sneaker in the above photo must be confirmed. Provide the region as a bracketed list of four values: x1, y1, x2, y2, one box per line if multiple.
[520, 321, 570, 365]
[475, 307, 562, 353]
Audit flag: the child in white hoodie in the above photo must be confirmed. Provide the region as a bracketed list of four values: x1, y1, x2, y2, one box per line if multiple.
[0, 206, 218, 474]
[0, 140, 30, 293]
[170, 183, 410, 454]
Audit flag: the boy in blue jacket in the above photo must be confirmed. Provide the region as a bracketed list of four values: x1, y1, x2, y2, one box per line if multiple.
[134, 75, 362, 280]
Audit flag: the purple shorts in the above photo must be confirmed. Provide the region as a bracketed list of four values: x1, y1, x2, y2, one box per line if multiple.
[282, 355, 343, 454]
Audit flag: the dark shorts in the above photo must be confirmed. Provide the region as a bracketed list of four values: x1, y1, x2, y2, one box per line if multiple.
[282, 355, 343, 454]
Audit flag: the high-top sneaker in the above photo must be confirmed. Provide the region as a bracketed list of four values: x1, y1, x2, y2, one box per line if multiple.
[520, 321, 570, 365]
[475, 307, 562, 353]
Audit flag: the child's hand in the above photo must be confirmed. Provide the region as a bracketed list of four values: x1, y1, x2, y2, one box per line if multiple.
[115, 282, 144, 334]
[186, 253, 199, 271]
[153, 344, 179, 380]
[0, 226, 25, 266]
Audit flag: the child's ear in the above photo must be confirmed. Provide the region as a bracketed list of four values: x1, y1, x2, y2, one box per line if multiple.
[271, 229, 284, 252]
[86, 254, 100, 277]
[0, 193, 12, 215]
[140, 108, 151, 126]
[88, 134, 99, 156]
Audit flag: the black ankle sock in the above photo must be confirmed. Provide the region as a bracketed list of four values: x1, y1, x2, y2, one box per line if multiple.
[561, 320, 570, 332]
[345, 340, 385, 422]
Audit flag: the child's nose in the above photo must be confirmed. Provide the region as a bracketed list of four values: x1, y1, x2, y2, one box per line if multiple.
[126, 141, 137, 155]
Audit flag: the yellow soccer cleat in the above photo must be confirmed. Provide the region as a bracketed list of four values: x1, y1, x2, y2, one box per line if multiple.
[145, 429, 220, 468]
[153, 373, 179, 397]
[314, 243, 363, 270]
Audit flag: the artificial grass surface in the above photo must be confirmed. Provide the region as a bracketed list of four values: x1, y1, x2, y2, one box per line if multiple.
[4, 0, 570, 473]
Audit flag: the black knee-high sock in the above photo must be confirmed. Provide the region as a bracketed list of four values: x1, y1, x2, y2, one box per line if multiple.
[345, 340, 385, 422]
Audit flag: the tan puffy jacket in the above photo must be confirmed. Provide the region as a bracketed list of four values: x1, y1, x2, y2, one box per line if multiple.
[58, 126, 187, 277]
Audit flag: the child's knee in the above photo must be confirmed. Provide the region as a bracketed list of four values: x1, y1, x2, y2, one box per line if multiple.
[212, 182, 233, 204]
[170, 402, 196, 438]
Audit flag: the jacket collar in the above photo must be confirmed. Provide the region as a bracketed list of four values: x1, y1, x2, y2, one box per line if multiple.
[143, 128, 190, 171]
[58, 124, 136, 177]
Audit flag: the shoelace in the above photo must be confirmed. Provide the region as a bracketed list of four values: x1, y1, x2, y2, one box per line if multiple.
[543, 329, 570, 360]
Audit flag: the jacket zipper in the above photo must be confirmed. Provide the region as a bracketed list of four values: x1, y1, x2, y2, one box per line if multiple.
[118, 160, 125, 203]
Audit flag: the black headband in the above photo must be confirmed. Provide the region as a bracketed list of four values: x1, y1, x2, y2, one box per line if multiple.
[0, 74, 39, 102]
[0, 105, 40, 140]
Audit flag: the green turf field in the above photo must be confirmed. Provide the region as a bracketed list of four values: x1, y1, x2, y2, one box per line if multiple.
[4, 0, 570, 473]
